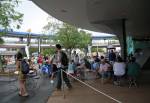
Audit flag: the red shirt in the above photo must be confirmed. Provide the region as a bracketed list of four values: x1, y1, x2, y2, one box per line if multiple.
[38, 56, 43, 64]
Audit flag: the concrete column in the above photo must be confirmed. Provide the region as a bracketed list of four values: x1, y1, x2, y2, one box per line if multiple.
[38, 37, 41, 54]
[122, 19, 127, 61]
[118, 19, 127, 61]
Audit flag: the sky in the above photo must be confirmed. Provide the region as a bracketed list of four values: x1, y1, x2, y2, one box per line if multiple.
[15, 0, 113, 36]
[15, 0, 48, 33]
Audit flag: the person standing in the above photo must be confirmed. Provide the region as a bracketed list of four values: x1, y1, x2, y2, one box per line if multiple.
[127, 57, 140, 86]
[16, 52, 28, 97]
[38, 53, 43, 69]
[74, 54, 79, 66]
[113, 56, 126, 85]
[55, 44, 72, 90]
[108, 50, 116, 65]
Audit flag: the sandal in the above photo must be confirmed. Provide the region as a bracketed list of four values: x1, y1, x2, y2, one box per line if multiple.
[18, 92, 22, 96]
[22, 93, 29, 97]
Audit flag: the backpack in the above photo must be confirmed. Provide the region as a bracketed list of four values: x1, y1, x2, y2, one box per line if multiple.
[21, 59, 30, 74]
[61, 51, 69, 66]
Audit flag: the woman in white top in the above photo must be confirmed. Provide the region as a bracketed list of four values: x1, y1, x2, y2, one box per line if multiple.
[113, 56, 126, 76]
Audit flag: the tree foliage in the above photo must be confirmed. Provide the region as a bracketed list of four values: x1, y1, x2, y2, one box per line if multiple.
[29, 48, 38, 54]
[91, 47, 105, 53]
[0, 0, 23, 29]
[78, 30, 91, 49]
[42, 48, 55, 56]
[0, 0, 23, 43]
[54, 23, 79, 49]
[0, 38, 4, 44]
[54, 23, 91, 51]
[43, 18, 91, 58]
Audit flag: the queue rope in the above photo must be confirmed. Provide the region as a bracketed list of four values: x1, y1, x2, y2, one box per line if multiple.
[62, 69, 122, 103]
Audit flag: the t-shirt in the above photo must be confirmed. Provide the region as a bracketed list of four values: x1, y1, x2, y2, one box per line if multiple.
[68, 63, 75, 74]
[109, 52, 116, 61]
[99, 63, 110, 72]
[56, 51, 62, 68]
[127, 62, 140, 77]
[113, 62, 126, 76]
[92, 62, 99, 70]
[38, 56, 43, 64]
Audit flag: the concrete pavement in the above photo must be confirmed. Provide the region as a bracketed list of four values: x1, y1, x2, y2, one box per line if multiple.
[48, 79, 150, 103]
[0, 76, 54, 103]
[1, 70, 150, 103]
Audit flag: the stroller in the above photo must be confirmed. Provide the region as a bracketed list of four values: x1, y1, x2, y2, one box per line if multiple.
[41, 63, 52, 77]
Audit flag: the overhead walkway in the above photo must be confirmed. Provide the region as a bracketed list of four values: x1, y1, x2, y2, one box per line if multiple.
[0, 29, 50, 39]
[0, 42, 120, 49]
[0, 43, 55, 48]
[1, 29, 120, 49]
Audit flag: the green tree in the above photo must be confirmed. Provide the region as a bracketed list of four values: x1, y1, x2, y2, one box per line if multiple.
[54, 23, 91, 58]
[78, 30, 91, 48]
[43, 17, 91, 58]
[29, 48, 38, 54]
[42, 48, 55, 56]
[91, 47, 105, 52]
[0, 38, 4, 44]
[0, 0, 23, 43]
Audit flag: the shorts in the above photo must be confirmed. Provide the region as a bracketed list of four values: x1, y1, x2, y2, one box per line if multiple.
[100, 71, 111, 79]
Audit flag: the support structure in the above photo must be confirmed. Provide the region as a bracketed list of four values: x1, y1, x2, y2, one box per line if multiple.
[38, 37, 41, 54]
[122, 19, 127, 61]
[27, 33, 31, 59]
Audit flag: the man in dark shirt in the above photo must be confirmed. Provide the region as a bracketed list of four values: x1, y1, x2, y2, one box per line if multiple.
[109, 50, 116, 64]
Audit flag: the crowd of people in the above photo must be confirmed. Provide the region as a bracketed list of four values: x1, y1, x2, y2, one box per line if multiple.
[15, 44, 141, 97]
[66, 49, 141, 87]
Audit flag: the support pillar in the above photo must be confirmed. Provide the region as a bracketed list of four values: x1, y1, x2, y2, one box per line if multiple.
[122, 19, 127, 61]
[117, 19, 127, 61]
[38, 37, 41, 54]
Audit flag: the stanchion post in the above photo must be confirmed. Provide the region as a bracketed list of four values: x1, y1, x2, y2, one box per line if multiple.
[61, 68, 65, 98]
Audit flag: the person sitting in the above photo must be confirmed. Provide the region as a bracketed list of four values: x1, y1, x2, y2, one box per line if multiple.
[68, 60, 76, 75]
[127, 57, 140, 87]
[98, 59, 111, 84]
[77, 58, 91, 80]
[113, 56, 126, 86]
[67, 60, 76, 81]
[91, 56, 100, 79]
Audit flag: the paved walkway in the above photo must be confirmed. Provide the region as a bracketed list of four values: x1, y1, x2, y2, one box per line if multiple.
[48, 79, 150, 103]
[1, 70, 150, 103]
[0, 76, 54, 103]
